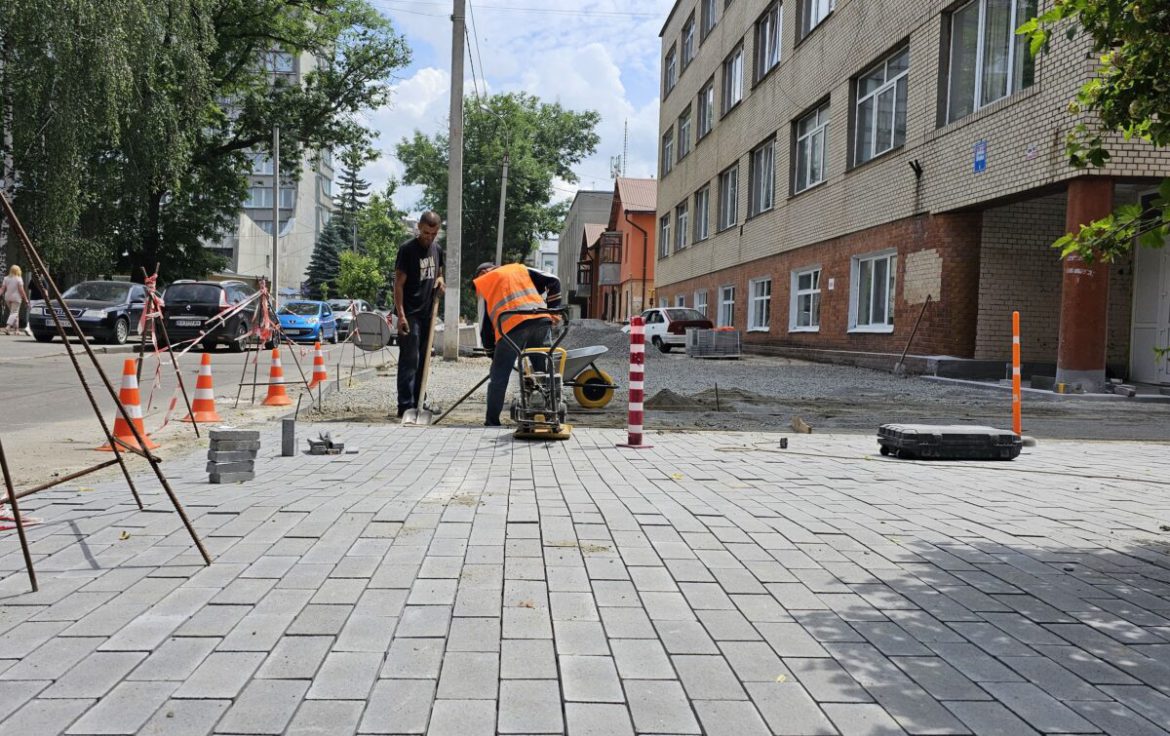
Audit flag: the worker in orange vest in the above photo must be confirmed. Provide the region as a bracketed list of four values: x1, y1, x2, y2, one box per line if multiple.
[473, 262, 562, 427]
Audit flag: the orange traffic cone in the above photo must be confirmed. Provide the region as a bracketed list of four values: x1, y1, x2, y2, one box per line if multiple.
[262, 348, 293, 406]
[98, 359, 160, 451]
[182, 353, 222, 423]
[307, 341, 328, 389]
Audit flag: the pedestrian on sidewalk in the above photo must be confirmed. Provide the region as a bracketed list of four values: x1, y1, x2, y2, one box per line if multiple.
[473, 262, 562, 427]
[393, 210, 445, 418]
[2, 265, 28, 335]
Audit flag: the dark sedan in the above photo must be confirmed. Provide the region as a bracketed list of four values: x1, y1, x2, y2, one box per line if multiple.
[28, 280, 147, 345]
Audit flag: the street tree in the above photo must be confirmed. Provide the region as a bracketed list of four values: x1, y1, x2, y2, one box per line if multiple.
[306, 219, 344, 299]
[335, 250, 383, 304]
[335, 143, 376, 250]
[1023, 1, 1170, 262]
[396, 92, 599, 316]
[358, 181, 411, 280]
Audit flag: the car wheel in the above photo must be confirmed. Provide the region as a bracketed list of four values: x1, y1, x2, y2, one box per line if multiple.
[110, 317, 130, 345]
[228, 320, 247, 353]
[330, 326, 339, 344]
[33, 332, 53, 343]
[652, 335, 671, 353]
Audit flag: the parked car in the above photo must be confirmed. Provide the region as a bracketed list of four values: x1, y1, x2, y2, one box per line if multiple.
[162, 280, 257, 352]
[28, 280, 147, 345]
[277, 300, 338, 344]
[631, 307, 715, 353]
[327, 298, 374, 340]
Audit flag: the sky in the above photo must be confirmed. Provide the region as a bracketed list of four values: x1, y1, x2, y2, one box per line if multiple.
[359, 0, 676, 216]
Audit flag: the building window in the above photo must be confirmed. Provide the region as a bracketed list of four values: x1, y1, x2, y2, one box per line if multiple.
[279, 187, 295, 209]
[682, 14, 696, 68]
[659, 215, 671, 259]
[320, 148, 333, 168]
[664, 45, 678, 95]
[718, 285, 735, 327]
[675, 202, 690, 252]
[245, 187, 273, 209]
[718, 165, 739, 231]
[851, 250, 896, 331]
[749, 138, 775, 217]
[790, 266, 821, 331]
[319, 175, 332, 198]
[755, 3, 782, 82]
[256, 220, 276, 235]
[794, 103, 829, 194]
[678, 107, 693, 160]
[947, 0, 1037, 123]
[267, 51, 295, 73]
[675, 294, 686, 308]
[694, 186, 711, 242]
[695, 290, 709, 317]
[801, 0, 834, 38]
[661, 130, 674, 177]
[701, 0, 718, 39]
[748, 278, 772, 332]
[722, 45, 744, 115]
[698, 79, 716, 139]
[856, 47, 909, 165]
[250, 152, 274, 175]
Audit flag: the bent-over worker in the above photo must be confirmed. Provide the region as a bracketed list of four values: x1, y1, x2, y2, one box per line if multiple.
[473, 262, 562, 427]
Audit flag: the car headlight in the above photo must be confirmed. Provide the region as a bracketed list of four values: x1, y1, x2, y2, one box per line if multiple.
[306, 317, 319, 325]
[82, 309, 108, 319]
[31, 306, 46, 316]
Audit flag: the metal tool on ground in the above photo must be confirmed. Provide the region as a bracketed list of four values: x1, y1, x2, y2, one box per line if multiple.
[402, 292, 443, 425]
[894, 294, 932, 377]
[499, 306, 572, 441]
[433, 372, 491, 425]
[308, 431, 345, 455]
[207, 428, 259, 483]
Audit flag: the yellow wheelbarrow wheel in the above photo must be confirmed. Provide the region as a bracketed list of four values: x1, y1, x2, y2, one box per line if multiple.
[573, 368, 615, 409]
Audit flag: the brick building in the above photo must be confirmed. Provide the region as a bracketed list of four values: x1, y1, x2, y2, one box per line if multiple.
[654, 0, 1170, 389]
[573, 179, 660, 322]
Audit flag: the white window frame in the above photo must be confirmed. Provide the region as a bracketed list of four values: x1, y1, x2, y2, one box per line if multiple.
[849, 249, 897, 332]
[946, 0, 1037, 123]
[319, 175, 332, 197]
[718, 165, 739, 231]
[695, 289, 709, 317]
[664, 45, 678, 95]
[279, 187, 295, 209]
[694, 186, 711, 242]
[268, 51, 295, 73]
[801, 0, 834, 38]
[855, 47, 909, 165]
[675, 294, 687, 308]
[661, 130, 674, 177]
[659, 214, 672, 259]
[698, 79, 716, 139]
[718, 285, 735, 327]
[722, 45, 744, 115]
[794, 104, 829, 194]
[682, 14, 696, 68]
[678, 107, 693, 160]
[748, 277, 772, 332]
[755, 3, 782, 82]
[250, 152, 274, 175]
[749, 139, 775, 217]
[789, 266, 822, 332]
[675, 201, 689, 252]
[701, 0, 718, 38]
[245, 187, 273, 209]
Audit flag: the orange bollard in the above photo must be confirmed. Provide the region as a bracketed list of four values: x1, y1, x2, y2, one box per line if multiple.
[183, 353, 222, 423]
[262, 348, 293, 406]
[98, 359, 161, 451]
[1012, 311, 1022, 435]
[308, 341, 328, 389]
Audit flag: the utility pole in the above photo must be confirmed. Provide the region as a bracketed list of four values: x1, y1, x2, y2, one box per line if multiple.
[271, 126, 280, 299]
[494, 149, 510, 266]
[443, 0, 465, 361]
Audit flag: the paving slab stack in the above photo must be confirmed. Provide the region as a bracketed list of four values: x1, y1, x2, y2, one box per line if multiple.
[207, 428, 259, 483]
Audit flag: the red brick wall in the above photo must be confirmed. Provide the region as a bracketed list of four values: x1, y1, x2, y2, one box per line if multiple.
[657, 212, 984, 358]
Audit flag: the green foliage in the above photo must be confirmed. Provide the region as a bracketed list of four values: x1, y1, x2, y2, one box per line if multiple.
[1022, 0, 1170, 261]
[358, 181, 410, 292]
[396, 92, 599, 316]
[335, 144, 376, 250]
[306, 219, 343, 299]
[336, 249, 383, 303]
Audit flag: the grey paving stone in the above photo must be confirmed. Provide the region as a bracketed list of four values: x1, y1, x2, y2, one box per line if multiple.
[642, 591, 697, 621]
[307, 651, 382, 700]
[437, 651, 499, 700]
[0, 698, 94, 736]
[334, 614, 398, 652]
[793, 611, 866, 643]
[629, 566, 680, 592]
[592, 580, 640, 607]
[891, 656, 990, 701]
[655, 620, 720, 654]
[785, 657, 873, 703]
[174, 604, 250, 637]
[43, 651, 146, 699]
[550, 591, 600, 621]
[0, 680, 49, 721]
[981, 681, 1098, 733]
[286, 700, 364, 736]
[945, 700, 1042, 736]
[1037, 645, 1140, 685]
[694, 699, 772, 736]
[625, 680, 701, 734]
[560, 655, 624, 703]
[408, 578, 458, 606]
[612, 638, 675, 680]
[928, 642, 1025, 683]
[359, 679, 435, 734]
[127, 638, 217, 682]
[381, 638, 445, 679]
[138, 698, 231, 736]
[601, 606, 657, 638]
[698, 608, 764, 641]
[498, 679, 564, 733]
[1068, 700, 1169, 736]
[287, 603, 353, 635]
[0, 636, 100, 681]
[1102, 685, 1170, 726]
[673, 655, 747, 700]
[720, 640, 790, 682]
[758, 622, 830, 657]
[428, 699, 497, 736]
[65, 680, 176, 735]
[821, 703, 908, 736]
[501, 639, 558, 679]
[255, 635, 332, 679]
[1000, 656, 1107, 702]
[746, 680, 837, 736]
[565, 702, 635, 736]
[503, 606, 553, 639]
[397, 604, 452, 637]
[174, 651, 265, 699]
[732, 593, 793, 623]
[555, 620, 610, 655]
[865, 682, 970, 734]
[214, 678, 308, 735]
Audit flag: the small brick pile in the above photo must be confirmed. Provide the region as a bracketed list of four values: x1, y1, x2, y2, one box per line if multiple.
[207, 428, 259, 484]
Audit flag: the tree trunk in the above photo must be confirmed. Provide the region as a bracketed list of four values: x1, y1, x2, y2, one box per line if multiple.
[138, 191, 164, 283]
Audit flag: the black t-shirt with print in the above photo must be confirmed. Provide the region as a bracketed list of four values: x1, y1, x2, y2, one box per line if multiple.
[394, 238, 445, 317]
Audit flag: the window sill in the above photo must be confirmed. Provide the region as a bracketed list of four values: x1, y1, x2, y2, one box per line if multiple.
[752, 63, 780, 90]
[747, 327, 770, 333]
[788, 326, 820, 333]
[720, 100, 742, 120]
[933, 84, 1041, 138]
[790, 179, 826, 199]
[795, 10, 834, 49]
[846, 143, 906, 174]
[746, 205, 774, 222]
[848, 325, 894, 334]
[716, 224, 738, 234]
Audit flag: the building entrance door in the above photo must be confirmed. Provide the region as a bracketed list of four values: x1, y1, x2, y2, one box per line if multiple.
[1130, 239, 1170, 384]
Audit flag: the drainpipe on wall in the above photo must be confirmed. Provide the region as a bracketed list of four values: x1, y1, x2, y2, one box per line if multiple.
[624, 209, 649, 313]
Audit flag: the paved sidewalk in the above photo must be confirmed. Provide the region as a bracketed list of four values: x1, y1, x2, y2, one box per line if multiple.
[1, 425, 1169, 735]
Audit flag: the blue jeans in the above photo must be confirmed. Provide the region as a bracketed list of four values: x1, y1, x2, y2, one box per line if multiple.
[486, 318, 552, 425]
[397, 313, 434, 412]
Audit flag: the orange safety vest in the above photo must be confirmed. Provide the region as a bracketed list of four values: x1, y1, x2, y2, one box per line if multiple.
[474, 264, 547, 341]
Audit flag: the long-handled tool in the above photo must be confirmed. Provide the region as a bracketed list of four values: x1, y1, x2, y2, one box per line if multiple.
[402, 292, 442, 425]
[433, 372, 490, 425]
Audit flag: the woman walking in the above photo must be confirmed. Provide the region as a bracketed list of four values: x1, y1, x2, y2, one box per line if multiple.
[2, 265, 28, 335]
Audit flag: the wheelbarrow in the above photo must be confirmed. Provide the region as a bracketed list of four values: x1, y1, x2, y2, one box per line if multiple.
[562, 346, 617, 410]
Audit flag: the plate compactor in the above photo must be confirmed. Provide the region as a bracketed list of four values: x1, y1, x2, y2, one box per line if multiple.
[497, 306, 573, 441]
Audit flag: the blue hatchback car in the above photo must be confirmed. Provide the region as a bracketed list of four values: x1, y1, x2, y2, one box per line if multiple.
[277, 300, 339, 343]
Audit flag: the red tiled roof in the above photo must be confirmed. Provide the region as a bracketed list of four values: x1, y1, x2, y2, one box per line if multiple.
[583, 223, 607, 247]
[615, 178, 657, 212]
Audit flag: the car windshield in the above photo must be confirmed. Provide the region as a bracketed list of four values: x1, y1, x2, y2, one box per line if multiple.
[62, 282, 130, 303]
[327, 300, 351, 310]
[665, 308, 707, 322]
[164, 284, 222, 303]
[280, 303, 320, 316]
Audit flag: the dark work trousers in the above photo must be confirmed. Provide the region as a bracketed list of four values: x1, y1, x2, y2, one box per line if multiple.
[486, 318, 553, 425]
[397, 312, 435, 413]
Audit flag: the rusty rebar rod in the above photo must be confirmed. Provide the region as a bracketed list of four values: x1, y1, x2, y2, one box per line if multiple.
[0, 438, 38, 591]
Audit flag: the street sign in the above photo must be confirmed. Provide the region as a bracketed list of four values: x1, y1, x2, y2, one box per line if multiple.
[973, 140, 988, 174]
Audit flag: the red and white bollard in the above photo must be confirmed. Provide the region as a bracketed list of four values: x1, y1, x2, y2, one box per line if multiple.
[618, 316, 652, 449]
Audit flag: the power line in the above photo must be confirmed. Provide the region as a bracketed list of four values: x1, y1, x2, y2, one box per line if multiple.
[468, 0, 489, 98]
[373, 0, 661, 19]
[464, 27, 482, 100]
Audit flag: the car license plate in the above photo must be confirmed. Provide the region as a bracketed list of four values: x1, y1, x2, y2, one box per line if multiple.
[175, 319, 202, 327]
[285, 329, 302, 336]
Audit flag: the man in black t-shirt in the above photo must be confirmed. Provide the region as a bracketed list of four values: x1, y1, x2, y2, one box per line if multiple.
[394, 210, 445, 417]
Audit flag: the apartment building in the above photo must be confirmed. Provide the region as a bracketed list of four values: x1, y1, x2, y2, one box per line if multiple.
[205, 51, 335, 296]
[558, 189, 612, 316]
[655, 0, 1170, 389]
